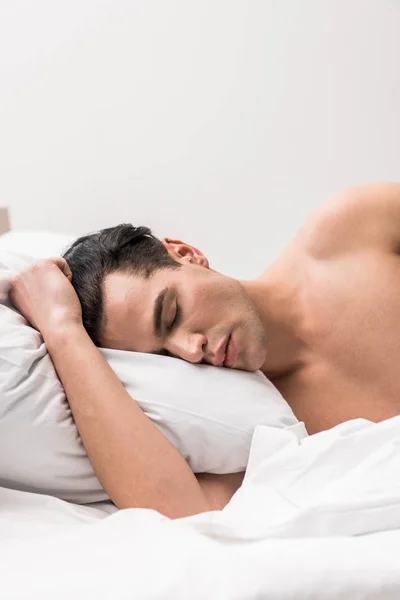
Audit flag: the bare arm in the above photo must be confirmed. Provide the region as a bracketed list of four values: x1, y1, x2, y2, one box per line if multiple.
[46, 324, 212, 517]
[10, 259, 243, 518]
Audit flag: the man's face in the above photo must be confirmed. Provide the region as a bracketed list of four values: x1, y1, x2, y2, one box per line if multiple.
[100, 256, 267, 371]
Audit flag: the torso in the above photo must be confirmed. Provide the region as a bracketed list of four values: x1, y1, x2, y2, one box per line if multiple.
[267, 225, 400, 434]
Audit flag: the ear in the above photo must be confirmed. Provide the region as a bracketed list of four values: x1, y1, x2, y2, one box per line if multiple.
[162, 238, 209, 268]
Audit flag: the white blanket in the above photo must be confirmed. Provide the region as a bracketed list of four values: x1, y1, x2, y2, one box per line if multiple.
[2, 417, 400, 599]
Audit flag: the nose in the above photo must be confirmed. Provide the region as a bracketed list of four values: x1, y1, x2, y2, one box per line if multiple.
[168, 331, 206, 364]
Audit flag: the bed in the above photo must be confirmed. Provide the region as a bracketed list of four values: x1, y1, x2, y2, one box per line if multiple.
[1, 207, 400, 599]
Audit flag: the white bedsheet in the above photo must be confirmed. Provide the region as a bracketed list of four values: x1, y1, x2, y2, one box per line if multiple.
[2, 417, 400, 599]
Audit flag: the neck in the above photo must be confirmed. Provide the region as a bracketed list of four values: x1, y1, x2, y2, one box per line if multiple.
[240, 257, 308, 380]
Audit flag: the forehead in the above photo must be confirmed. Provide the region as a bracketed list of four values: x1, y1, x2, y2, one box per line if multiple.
[101, 269, 176, 350]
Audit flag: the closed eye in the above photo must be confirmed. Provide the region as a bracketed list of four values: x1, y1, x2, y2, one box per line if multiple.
[168, 302, 181, 332]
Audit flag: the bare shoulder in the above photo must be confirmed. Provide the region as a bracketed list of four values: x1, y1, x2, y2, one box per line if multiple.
[297, 182, 400, 260]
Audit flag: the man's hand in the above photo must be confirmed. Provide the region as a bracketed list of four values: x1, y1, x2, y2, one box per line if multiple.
[9, 258, 82, 338]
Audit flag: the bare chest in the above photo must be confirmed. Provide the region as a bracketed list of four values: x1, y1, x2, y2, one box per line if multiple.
[273, 250, 400, 433]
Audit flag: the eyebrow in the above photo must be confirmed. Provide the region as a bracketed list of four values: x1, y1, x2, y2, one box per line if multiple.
[153, 286, 169, 338]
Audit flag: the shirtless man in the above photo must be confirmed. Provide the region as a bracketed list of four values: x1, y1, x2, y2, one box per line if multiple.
[10, 182, 400, 517]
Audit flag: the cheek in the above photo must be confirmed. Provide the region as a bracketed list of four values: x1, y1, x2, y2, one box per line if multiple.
[188, 286, 222, 318]
[181, 273, 239, 326]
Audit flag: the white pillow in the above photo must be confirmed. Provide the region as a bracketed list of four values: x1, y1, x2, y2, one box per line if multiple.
[0, 230, 75, 261]
[98, 348, 301, 474]
[0, 237, 303, 503]
[0, 265, 105, 503]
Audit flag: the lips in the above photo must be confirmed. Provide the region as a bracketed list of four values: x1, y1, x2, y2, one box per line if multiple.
[210, 336, 229, 366]
[209, 333, 238, 367]
[223, 334, 238, 368]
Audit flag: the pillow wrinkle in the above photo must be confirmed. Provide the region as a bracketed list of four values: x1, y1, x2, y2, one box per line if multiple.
[139, 398, 257, 433]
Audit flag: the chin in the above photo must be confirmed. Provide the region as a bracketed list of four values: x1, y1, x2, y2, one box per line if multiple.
[247, 347, 267, 372]
[234, 353, 261, 373]
[232, 327, 266, 371]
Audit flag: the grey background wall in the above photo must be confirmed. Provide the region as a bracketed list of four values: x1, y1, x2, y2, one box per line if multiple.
[0, 0, 399, 278]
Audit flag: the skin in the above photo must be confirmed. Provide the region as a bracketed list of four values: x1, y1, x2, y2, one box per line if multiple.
[10, 182, 400, 517]
[101, 253, 267, 371]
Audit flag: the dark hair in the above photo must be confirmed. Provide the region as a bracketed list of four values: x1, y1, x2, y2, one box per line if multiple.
[63, 224, 180, 346]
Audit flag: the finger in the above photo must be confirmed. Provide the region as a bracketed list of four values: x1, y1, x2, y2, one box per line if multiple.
[50, 257, 73, 282]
